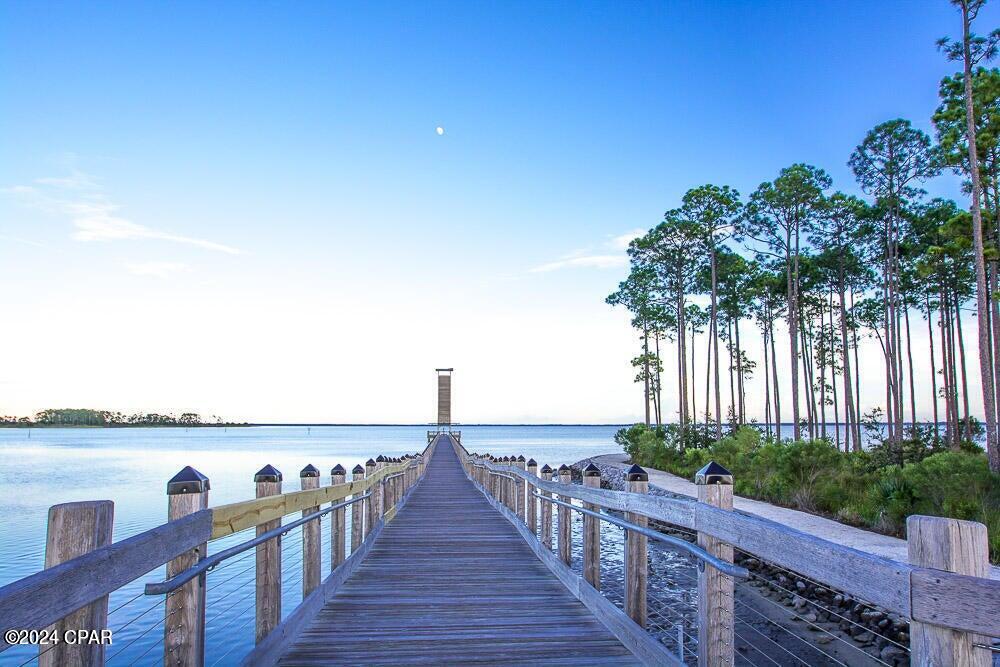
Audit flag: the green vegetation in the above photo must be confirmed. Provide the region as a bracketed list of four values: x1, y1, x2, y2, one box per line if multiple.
[607, 5, 1000, 475]
[616, 424, 1000, 561]
[0, 408, 243, 427]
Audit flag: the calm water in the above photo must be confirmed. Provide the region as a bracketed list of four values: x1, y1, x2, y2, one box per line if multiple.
[0, 425, 624, 666]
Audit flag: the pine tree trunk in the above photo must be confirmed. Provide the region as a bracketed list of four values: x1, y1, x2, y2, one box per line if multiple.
[642, 323, 650, 427]
[926, 294, 940, 442]
[770, 311, 782, 439]
[839, 278, 858, 451]
[735, 317, 745, 425]
[955, 296, 972, 442]
[960, 2, 999, 470]
[711, 249, 722, 439]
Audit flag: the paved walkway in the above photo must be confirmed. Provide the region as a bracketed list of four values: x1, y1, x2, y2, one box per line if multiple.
[280, 437, 639, 666]
[591, 453, 1000, 580]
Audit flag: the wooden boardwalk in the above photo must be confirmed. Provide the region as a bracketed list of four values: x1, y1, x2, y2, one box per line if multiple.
[278, 437, 639, 666]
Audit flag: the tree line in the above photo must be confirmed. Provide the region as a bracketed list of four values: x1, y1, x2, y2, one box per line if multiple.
[0, 408, 240, 427]
[607, 0, 1000, 472]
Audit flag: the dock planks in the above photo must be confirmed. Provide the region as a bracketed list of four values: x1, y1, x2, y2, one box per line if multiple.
[278, 437, 639, 666]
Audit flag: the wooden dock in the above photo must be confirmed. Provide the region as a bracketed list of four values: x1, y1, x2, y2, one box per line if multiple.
[279, 439, 638, 665]
[2, 429, 999, 666]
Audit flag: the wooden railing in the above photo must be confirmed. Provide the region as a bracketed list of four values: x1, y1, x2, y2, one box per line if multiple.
[0, 438, 437, 666]
[451, 440, 1000, 667]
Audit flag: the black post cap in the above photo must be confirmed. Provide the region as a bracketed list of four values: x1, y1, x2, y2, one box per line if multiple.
[527, 458, 537, 467]
[254, 465, 282, 483]
[516, 455, 525, 462]
[626, 464, 648, 482]
[583, 463, 601, 477]
[167, 466, 210, 495]
[300, 464, 320, 478]
[540, 464, 553, 473]
[331, 464, 346, 475]
[376, 455, 386, 462]
[366, 458, 376, 466]
[352, 464, 366, 474]
[694, 461, 733, 485]
[558, 464, 571, 473]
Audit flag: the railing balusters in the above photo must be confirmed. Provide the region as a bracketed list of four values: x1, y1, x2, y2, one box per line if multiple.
[300, 465, 321, 598]
[582, 463, 601, 590]
[40, 500, 114, 667]
[164, 466, 209, 667]
[695, 461, 735, 667]
[254, 465, 283, 644]
[557, 465, 572, 566]
[330, 465, 347, 570]
[625, 465, 648, 629]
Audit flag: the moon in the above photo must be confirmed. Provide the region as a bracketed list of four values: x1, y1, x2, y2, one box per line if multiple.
[436, 126, 445, 136]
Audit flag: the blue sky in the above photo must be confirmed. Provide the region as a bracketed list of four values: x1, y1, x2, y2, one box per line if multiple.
[1, 1, 994, 423]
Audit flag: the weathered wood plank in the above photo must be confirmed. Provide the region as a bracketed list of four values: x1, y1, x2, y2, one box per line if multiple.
[907, 516, 991, 665]
[278, 437, 639, 666]
[0, 510, 212, 653]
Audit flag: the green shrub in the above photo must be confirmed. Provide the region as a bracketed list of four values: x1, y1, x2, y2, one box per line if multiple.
[618, 423, 1000, 562]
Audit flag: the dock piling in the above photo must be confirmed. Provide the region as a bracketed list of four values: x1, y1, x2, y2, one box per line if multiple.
[907, 515, 991, 667]
[625, 465, 648, 628]
[582, 463, 601, 589]
[695, 461, 735, 667]
[254, 465, 283, 644]
[300, 465, 321, 598]
[164, 466, 209, 666]
[40, 500, 114, 667]
[330, 464, 346, 570]
[557, 465, 572, 566]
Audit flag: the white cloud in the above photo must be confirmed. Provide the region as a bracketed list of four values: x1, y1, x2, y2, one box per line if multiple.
[609, 228, 645, 250]
[3, 168, 241, 255]
[528, 228, 643, 274]
[529, 254, 627, 273]
[124, 261, 191, 278]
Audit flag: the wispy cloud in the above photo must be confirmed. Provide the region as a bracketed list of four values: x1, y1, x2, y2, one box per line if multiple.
[124, 261, 191, 278]
[3, 168, 241, 255]
[529, 253, 627, 273]
[609, 228, 645, 251]
[528, 228, 642, 274]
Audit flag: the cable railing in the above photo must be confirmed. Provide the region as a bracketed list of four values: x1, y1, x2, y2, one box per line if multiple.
[0, 441, 436, 666]
[454, 439, 1000, 667]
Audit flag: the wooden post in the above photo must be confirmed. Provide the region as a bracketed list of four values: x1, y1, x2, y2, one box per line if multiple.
[526, 459, 538, 537]
[907, 515, 990, 666]
[164, 467, 209, 667]
[582, 463, 601, 589]
[540, 465, 553, 549]
[695, 461, 735, 667]
[558, 465, 572, 566]
[40, 500, 114, 667]
[625, 464, 648, 628]
[299, 464, 321, 598]
[351, 465, 365, 552]
[515, 455, 526, 522]
[364, 459, 376, 540]
[330, 464, 346, 570]
[254, 465, 282, 644]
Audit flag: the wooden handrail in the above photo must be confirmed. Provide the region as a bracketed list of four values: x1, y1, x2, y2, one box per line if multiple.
[462, 450, 1000, 639]
[0, 511, 213, 651]
[211, 459, 416, 539]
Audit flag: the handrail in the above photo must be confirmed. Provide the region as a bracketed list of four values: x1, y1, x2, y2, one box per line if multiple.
[145, 492, 371, 595]
[534, 492, 748, 579]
